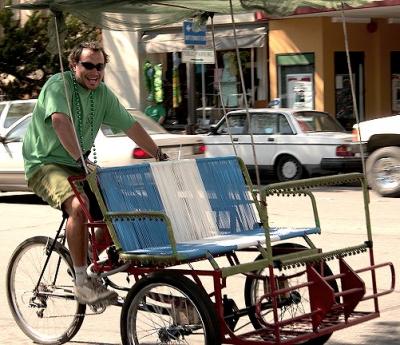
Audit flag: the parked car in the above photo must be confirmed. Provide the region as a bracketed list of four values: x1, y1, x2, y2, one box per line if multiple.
[204, 108, 361, 181]
[352, 115, 400, 197]
[0, 99, 36, 135]
[0, 110, 206, 192]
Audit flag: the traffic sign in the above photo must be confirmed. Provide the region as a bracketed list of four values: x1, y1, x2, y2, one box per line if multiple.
[183, 20, 206, 46]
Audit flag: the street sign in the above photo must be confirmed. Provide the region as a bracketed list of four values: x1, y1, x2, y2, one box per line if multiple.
[183, 20, 206, 46]
[181, 49, 215, 64]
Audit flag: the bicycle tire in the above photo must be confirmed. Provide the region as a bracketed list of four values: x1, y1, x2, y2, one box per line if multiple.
[6, 236, 86, 345]
[120, 272, 220, 345]
[244, 243, 338, 345]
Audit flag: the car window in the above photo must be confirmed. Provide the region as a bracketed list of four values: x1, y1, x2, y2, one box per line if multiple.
[4, 102, 36, 128]
[217, 115, 247, 135]
[0, 103, 6, 116]
[248, 113, 293, 135]
[5, 116, 31, 142]
[217, 113, 293, 135]
[294, 111, 345, 132]
[251, 113, 277, 134]
[278, 115, 293, 134]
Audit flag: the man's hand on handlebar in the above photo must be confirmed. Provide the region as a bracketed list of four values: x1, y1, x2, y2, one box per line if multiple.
[155, 148, 170, 161]
[76, 155, 99, 173]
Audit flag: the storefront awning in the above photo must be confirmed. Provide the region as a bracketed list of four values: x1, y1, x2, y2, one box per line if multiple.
[140, 24, 267, 53]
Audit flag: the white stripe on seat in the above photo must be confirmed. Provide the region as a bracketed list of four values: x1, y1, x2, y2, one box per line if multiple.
[150, 160, 219, 242]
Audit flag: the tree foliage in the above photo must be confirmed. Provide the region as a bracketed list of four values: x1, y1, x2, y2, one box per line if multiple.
[0, 6, 98, 100]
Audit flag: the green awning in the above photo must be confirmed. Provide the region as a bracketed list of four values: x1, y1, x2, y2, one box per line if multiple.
[277, 53, 315, 66]
[10, 0, 379, 31]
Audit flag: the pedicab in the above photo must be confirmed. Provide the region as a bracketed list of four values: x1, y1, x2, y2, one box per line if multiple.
[6, 1, 395, 344]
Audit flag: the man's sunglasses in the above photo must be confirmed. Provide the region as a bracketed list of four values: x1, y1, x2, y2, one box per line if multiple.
[78, 61, 106, 71]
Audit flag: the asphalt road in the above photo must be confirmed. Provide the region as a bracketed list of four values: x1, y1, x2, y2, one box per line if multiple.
[0, 187, 399, 345]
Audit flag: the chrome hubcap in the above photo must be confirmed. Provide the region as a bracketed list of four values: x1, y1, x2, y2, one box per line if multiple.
[374, 157, 400, 190]
[282, 161, 298, 179]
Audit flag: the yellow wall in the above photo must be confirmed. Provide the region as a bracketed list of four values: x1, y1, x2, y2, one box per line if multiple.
[269, 17, 400, 120]
[269, 18, 325, 110]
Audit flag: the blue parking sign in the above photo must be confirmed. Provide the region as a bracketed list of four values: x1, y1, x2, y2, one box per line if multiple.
[183, 20, 206, 46]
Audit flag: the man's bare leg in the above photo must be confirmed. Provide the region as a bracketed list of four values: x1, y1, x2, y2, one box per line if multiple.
[63, 194, 117, 304]
[63, 195, 88, 268]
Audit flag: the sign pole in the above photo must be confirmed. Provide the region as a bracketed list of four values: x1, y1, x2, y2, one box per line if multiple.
[182, 19, 210, 133]
[186, 60, 196, 134]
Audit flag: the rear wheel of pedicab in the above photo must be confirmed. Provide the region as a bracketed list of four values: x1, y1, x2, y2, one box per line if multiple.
[121, 272, 219, 345]
[6, 236, 86, 345]
[244, 243, 338, 345]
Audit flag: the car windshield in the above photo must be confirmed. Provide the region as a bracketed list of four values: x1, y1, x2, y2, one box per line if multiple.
[101, 109, 168, 136]
[5, 115, 31, 141]
[3, 101, 36, 128]
[293, 111, 346, 133]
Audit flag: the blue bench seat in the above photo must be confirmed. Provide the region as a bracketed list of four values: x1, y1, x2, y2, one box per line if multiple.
[120, 226, 320, 260]
[93, 157, 320, 262]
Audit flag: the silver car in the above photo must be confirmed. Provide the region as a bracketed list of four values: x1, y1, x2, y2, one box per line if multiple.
[0, 110, 206, 192]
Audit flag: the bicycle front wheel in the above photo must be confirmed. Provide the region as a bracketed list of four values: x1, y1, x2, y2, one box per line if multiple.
[121, 272, 219, 345]
[6, 236, 86, 345]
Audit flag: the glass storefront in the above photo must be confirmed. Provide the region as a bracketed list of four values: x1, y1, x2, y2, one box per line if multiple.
[140, 23, 267, 132]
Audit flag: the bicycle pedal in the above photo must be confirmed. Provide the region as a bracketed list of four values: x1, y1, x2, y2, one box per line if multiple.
[89, 293, 119, 309]
[89, 302, 107, 313]
[116, 295, 125, 306]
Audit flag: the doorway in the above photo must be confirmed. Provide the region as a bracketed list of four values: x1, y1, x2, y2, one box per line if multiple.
[334, 52, 364, 131]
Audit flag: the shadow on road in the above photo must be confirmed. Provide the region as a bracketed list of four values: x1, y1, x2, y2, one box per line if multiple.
[71, 342, 120, 345]
[0, 193, 45, 205]
[328, 320, 400, 345]
[68, 320, 400, 345]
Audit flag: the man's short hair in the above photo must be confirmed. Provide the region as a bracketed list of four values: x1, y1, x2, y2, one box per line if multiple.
[68, 41, 110, 69]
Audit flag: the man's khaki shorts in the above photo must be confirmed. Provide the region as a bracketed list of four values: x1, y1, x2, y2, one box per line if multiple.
[28, 164, 83, 210]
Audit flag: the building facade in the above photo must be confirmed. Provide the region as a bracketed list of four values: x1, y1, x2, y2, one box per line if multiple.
[268, 16, 400, 130]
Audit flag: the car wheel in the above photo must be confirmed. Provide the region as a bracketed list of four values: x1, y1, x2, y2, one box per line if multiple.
[276, 155, 303, 181]
[366, 146, 400, 197]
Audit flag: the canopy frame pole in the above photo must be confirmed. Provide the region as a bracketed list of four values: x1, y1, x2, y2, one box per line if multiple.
[229, 0, 261, 189]
[210, 14, 238, 156]
[201, 64, 206, 126]
[340, 1, 367, 176]
[53, 13, 88, 174]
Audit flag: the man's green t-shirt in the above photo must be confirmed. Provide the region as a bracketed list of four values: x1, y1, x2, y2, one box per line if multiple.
[22, 71, 136, 179]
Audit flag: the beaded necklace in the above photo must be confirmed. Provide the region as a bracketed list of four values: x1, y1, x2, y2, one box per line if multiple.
[72, 75, 97, 164]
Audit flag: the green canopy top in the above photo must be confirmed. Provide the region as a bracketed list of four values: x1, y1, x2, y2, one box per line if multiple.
[11, 0, 379, 31]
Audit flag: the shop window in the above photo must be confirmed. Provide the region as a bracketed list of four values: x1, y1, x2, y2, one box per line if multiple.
[164, 49, 260, 128]
[277, 53, 314, 110]
[194, 49, 257, 110]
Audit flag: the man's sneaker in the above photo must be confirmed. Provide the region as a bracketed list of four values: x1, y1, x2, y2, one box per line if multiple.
[74, 279, 118, 305]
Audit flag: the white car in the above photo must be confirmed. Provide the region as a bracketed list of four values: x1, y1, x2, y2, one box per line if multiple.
[352, 115, 400, 197]
[204, 108, 361, 181]
[0, 110, 206, 192]
[0, 99, 36, 135]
